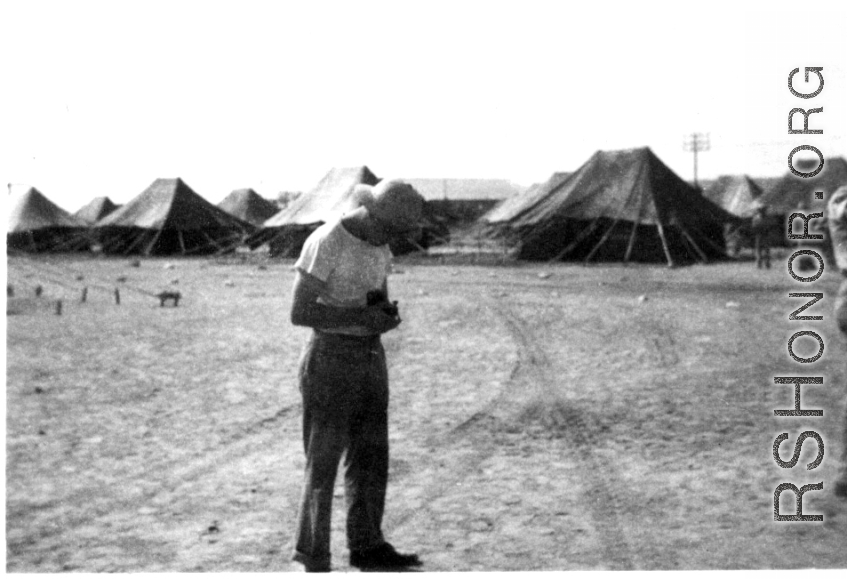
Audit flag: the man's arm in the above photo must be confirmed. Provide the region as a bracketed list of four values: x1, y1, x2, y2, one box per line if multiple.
[290, 270, 400, 333]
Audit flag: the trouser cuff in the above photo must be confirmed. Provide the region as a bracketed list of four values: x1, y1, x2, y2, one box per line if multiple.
[293, 550, 331, 571]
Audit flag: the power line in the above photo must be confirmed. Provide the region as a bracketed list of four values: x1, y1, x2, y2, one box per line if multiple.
[682, 132, 710, 188]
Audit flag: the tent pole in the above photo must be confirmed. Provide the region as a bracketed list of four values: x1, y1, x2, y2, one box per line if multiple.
[49, 231, 82, 252]
[616, 160, 651, 264]
[678, 226, 709, 263]
[581, 193, 638, 264]
[655, 220, 675, 267]
[685, 220, 734, 258]
[177, 230, 187, 254]
[584, 218, 623, 263]
[122, 230, 153, 255]
[144, 228, 164, 256]
[203, 230, 241, 256]
[201, 230, 224, 250]
[624, 219, 640, 263]
[219, 235, 244, 255]
[547, 216, 604, 263]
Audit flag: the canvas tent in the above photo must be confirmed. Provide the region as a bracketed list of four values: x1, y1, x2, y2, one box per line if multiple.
[487, 147, 741, 266]
[94, 178, 253, 255]
[217, 188, 280, 226]
[7, 187, 91, 252]
[248, 166, 444, 257]
[74, 196, 119, 224]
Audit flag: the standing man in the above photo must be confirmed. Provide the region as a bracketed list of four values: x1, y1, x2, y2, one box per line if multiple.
[751, 205, 772, 269]
[290, 179, 425, 571]
[828, 186, 847, 498]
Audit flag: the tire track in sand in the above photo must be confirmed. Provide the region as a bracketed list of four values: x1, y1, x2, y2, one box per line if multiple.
[382, 295, 517, 534]
[384, 295, 637, 570]
[489, 299, 637, 570]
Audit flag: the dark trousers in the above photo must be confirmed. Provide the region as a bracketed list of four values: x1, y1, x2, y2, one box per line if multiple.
[293, 331, 389, 569]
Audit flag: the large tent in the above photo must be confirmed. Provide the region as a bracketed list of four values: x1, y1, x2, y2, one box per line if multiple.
[217, 188, 280, 226]
[248, 166, 444, 257]
[7, 187, 91, 252]
[487, 147, 741, 266]
[73, 196, 119, 224]
[94, 178, 253, 256]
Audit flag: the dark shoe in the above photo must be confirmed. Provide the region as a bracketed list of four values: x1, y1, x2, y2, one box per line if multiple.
[350, 543, 422, 570]
[293, 553, 331, 573]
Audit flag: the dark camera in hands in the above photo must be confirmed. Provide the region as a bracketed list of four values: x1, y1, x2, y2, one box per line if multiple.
[367, 290, 399, 317]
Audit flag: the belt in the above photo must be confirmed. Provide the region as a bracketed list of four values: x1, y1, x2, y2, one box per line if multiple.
[314, 330, 381, 344]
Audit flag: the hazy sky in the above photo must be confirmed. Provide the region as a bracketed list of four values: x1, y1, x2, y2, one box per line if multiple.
[2, 0, 845, 212]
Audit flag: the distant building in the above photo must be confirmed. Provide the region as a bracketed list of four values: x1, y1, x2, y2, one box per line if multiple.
[403, 178, 524, 226]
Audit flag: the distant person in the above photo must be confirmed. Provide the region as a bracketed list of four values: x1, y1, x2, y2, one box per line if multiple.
[828, 186, 847, 498]
[289, 179, 425, 572]
[751, 205, 771, 269]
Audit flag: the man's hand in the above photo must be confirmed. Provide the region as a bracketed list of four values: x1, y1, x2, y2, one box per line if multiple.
[362, 304, 401, 334]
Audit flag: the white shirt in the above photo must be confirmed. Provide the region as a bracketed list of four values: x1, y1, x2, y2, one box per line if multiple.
[294, 218, 392, 335]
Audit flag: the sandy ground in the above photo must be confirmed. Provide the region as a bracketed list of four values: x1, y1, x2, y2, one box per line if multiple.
[5, 254, 847, 571]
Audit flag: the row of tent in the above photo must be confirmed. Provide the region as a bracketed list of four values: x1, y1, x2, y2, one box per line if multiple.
[8, 147, 847, 265]
[6, 168, 450, 256]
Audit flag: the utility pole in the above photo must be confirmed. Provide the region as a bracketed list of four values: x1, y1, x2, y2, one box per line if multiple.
[682, 132, 710, 188]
